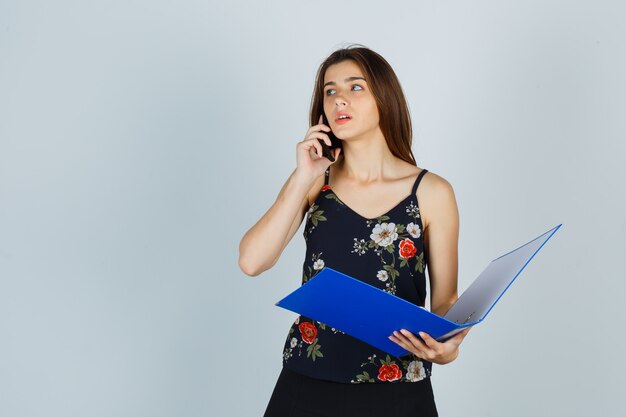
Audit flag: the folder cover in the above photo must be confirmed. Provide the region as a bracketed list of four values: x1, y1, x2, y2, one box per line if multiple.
[275, 224, 562, 357]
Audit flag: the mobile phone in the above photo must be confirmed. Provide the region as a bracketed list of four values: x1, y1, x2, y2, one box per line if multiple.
[318, 113, 343, 162]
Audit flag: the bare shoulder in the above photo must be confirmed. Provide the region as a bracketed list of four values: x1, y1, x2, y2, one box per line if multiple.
[415, 170, 458, 230]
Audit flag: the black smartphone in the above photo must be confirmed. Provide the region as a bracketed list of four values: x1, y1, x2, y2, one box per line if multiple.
[318, 113, 343, 162]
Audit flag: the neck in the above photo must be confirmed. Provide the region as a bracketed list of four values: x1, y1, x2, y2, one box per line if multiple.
[336, 128, 397, 183]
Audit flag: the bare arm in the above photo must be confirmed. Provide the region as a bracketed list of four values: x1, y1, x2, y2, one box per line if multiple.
[238, 168, 317, 277]
[422, 175, 460, 317]
[388, 174, 467, 365]
[239, 114, 341, 277]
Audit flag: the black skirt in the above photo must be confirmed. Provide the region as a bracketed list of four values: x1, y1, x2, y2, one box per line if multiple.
[263, 367, 439, 417]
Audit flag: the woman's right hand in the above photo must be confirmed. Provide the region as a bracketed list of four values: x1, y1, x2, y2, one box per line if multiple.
[295, 114, 341, 181]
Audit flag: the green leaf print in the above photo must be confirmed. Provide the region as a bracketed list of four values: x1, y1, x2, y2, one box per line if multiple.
[355, 371, 375, 383]
[380, 354, 394, 366]
[365, 216, 390, 228]
[306, 338, 324, 362]
[383, 264, 399, 279]
[391, 268, 400, 281]
[414, 252, 425, 273]
[313, 347, 323, 360]
[311, 211, 326, 226]
[325, 193, 344, 205]
[307, 204, 318, 218]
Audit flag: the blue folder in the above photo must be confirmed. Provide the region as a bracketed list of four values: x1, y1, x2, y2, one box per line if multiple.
[275, 224, 562, 357]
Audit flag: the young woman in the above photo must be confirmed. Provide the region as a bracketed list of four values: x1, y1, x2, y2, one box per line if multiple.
[239, 44, 471, 417]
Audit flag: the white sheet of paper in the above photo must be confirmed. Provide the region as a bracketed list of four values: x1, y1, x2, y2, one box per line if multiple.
[443, 224, 561, 325]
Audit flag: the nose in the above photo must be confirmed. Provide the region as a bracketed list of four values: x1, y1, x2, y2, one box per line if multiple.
[330, 87, 348, 105]
[334, 94, 347, 108]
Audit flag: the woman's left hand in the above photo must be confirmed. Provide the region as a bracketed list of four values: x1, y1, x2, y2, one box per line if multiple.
[388, 327, 472, 365]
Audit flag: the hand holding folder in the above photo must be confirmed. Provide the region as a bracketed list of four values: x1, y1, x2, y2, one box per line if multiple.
[276, 224, 562, 358]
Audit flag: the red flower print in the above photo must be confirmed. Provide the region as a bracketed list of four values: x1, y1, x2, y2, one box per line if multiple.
[298, 322, 318, 344]
[321, 185, 330, 192]
[399, 238, 417, 259]
[377, 363, 403, 382]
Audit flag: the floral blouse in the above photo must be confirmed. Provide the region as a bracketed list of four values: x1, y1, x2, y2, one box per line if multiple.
[281, 167, 433, 384]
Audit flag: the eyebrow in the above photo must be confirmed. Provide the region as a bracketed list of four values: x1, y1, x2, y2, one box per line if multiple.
[323, 76, 366, 88]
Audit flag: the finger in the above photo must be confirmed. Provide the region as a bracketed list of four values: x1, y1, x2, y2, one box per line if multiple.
[400, 329, 428, 346]
[306, 132, 331, 147]
[304, 122, 329, 140]
[389, 334, 428, 359]
[317, 123, 330, 133]
[395, 330, 429, 352]
[388, 334, 419, 356]
[310, 140, 322, 158]
[315, 139, 326, 158]
[318, 132, 332, 146]
[299, 137, 323, 158]
[402, 330, 438, 358]
[417, 331, 437, 349]
[304, 136, 325, 156]
[318, 115, 330, 131]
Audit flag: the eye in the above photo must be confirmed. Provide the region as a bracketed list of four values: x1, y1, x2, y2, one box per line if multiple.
[325, 84, 364, 96]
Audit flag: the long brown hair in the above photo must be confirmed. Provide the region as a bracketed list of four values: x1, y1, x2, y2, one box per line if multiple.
[309, 44, 417, 166]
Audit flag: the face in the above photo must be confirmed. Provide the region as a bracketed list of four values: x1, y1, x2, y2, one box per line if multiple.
[322, 60, 380, 141]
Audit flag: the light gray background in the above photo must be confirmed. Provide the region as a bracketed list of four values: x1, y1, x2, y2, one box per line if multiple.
[1, 1, 624, 416]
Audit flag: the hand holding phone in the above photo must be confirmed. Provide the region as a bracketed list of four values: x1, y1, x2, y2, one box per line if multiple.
[295, 114, 342, 181]
[318, 113, 342, 162]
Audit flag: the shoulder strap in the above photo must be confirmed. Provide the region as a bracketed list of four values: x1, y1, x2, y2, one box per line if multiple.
[411, 169, 428, 195]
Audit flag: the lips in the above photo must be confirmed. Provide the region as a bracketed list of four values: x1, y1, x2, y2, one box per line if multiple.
[335, 111, 352, 121]
[335, 111, 352, 124]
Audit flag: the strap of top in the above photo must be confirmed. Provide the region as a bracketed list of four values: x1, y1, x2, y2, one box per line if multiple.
[324, 168, 330, 185]
[411, 169, 428, 195]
